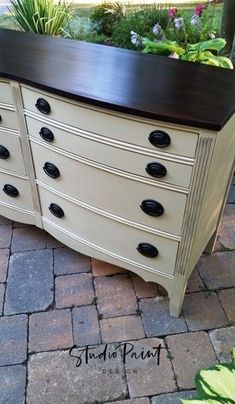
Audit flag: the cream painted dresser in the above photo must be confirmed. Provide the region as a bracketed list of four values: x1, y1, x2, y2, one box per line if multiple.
[0, 29, 235, 317]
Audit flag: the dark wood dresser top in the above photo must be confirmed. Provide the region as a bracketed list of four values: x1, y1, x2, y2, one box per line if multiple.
[1, 28, 235, 130]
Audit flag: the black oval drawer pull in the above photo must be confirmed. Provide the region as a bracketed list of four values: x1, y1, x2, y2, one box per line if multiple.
[140, 199, 164, 217]
[0, 145, 10, 159]
[3, 184, 19, 197]
[35, 98, 51, 115]
[149, 130, 171, 148]
[43, 162, 60, 179]
[137, 243, 158, 258]
[39, 127, 54, 142]
[0, 115, 2, 122]
[49, 203, 64, 218]
[146, 162, 167, 178]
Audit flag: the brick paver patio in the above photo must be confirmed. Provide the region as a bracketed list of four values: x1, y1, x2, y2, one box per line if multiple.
[0, 177, 234, 403]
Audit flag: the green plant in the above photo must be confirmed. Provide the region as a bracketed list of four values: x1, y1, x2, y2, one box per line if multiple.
[143, 37, 233, 69]
[181, 348, 235, 403]
[90, 1, 124, 37]
[10, 0, 73, 36]
[132, 3, 233, 69]
[165, 5, 221, 45]
[112, 6, 168, 50]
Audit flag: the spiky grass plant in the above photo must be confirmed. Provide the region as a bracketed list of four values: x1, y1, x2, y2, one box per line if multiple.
[10, 0, 73, 36]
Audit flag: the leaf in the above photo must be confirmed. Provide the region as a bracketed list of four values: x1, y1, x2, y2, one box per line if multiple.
[143, 39, 185, 56]
[188, 38, 226, 52]
[195, 363, 235, 403]
[216, 56, 234, 70]
[181, 51, 198, 61]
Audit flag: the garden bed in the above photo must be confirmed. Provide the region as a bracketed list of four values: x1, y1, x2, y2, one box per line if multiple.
[0, 1, 231, 68]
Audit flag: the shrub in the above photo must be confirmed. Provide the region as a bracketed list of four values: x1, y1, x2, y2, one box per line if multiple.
[10, 0, 73, 36]
[112, 6, 168, 50]
[71, 31, 107, 44]
[90, 1, 124, 37]
[67, 15, 93, 38]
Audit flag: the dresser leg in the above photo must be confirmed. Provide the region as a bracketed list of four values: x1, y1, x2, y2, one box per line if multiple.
[205, 159, 235, 255]
[204, 229, 218, 255]
[169, 275, 187, 317]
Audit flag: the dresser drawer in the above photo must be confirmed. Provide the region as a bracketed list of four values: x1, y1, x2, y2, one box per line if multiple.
[0, 81, 13, 105]
[0, 108, 18, 130]
[22, 86, 198, 158]
[0, 172, 34, 211]
[31, 141, 187, 236]
[26, 116, 193, 189]
[0, 130, 26, 175]
[39, 186, 178, 276]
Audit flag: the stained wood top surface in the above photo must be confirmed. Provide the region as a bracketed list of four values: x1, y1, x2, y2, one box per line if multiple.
[0, 29, 235, 130]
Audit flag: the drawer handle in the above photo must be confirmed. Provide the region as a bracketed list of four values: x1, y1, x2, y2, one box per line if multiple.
[39, 127, 54, 142]
[43, 162, 60, 179]
[137, 243, 158, 258]
[35, 98, 51, 115]
[149, 130, 171, 148]
[49, 203, 64, 218]
[146, 162, 167, 178]
[3, 184, 19, 197]
[140, 199, 164, 217]
[0, 145, 10, 159]
[0, 115, 2, 122]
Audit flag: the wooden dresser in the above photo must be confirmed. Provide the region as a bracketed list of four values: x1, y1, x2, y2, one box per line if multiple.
[0, 29, 235, 317]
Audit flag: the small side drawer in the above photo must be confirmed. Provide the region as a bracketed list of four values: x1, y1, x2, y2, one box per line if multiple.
[0, 108, 18, 130]
[26, 116, 193, 189]
[31, 141, 187, 236]
[0, 81, 13, 105]
[22, 86, 198, 158]
[0, 131, 26, 175]
[0, 172, 34, 211]
[39, 186, 178, 276]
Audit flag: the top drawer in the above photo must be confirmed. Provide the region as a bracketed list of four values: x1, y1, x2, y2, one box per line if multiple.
[21, 86, 198, 159]
[0, 81, 14, 105]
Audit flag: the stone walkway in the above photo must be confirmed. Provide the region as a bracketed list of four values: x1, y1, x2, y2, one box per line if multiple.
[0, 177, 234, 403]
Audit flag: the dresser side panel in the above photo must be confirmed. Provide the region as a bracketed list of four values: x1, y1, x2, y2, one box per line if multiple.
[190, 114, 235, 268]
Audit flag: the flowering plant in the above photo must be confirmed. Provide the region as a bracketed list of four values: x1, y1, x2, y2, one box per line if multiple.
[130, 3, 233, 69]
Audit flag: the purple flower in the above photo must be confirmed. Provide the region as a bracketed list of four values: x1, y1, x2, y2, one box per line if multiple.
[174, 17, 184, 30]
[191, 14, 200, 26]
[152, 23, 162, 36]
[195, 3, 206, 16]
[168, 7, 177, 19]
[130, 31, 142, 47]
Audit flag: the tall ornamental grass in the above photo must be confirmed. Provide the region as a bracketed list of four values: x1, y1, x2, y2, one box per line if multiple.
[10, 0, 72, 36]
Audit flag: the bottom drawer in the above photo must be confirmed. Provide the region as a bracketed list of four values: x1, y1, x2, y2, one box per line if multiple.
[0, 172, 34, 211]
[38, 186, 179, 276]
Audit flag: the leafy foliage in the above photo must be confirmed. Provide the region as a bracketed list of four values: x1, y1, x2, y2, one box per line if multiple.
[182, 348, 235, 403]
[10, 0, 72, 36]
[139, 3, 233, 69]
[90, 1, 124, 37]
[143, 37, 233, 69]
[112, 6, 168, 50]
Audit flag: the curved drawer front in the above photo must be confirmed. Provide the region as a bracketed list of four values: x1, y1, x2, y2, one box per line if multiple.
[39, 186, 178, 276]
[0, 172, 34, 211]
[0, 108, 18, 131]
[26, 116, 193, 189]
[22, 86, 198, 158]
[31, 141, 187, 236]
[0, 131, 26, 175]
[0, 81, 13, 105]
